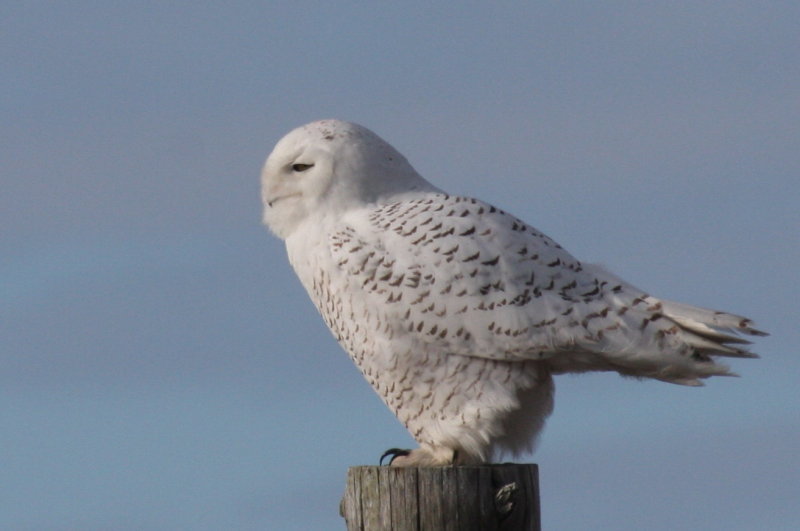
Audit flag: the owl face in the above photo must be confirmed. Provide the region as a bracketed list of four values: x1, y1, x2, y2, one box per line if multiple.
[261, 120, 432, 239]
[261, 127, 337, 239]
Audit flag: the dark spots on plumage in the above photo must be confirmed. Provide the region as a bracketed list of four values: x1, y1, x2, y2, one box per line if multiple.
[463, 252, 480, 262]
[581, 285, 600, 297]
[560, 280, 577, 291]
[511, 221, 527, 231]
[428, 324, 438, 335]
[442, 245, 459, 255]
[489, 206, 497, 213]
[477, 207, 485, 214]
[416, 321, 424, 332]
[617, 306, 629, 316]
[518, 246, 528, 255]
[420, 217, 434, 226]
[510, 289, 531, 306]
[547, 258, 561, 267]
[488, 322, 495, 331]
[433, 227, 455, 239]
[481, 255, 500, 266]
[460, 209, 470, 217]
[581, 312, 605, 328]
[357, 252, 374, 272]
[411, 234, 427, 245]
[631, 297, 646, 306]
[385, 291, 402, 303]
[640, 313, 663, 329]
[401, 226, 417, 236]
[562, 307, 574, 316]
[411, 290, 431, 305]
[612, 284, 623, 293]
[405, 271, 421, 288]
[388, 274, 405, 287]
[459, 226, 476, 236]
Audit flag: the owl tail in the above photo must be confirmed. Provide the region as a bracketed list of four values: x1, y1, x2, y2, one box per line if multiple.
[654, 299, 767, 385]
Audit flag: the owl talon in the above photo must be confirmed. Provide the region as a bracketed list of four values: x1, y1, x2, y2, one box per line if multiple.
[380, 448, 410, 465]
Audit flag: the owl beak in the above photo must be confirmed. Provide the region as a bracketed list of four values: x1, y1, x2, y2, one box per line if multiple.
[266, 192, 301, 208]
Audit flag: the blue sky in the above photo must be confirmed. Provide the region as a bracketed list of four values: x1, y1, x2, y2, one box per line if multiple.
[2, 2, 798, 529]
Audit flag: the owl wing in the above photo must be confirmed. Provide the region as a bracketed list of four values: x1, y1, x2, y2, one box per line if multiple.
[327, 193, 762, 383]
[328, 194, 638, 361]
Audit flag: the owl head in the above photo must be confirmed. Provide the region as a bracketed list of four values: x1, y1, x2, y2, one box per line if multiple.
[261, 119, 433, 238]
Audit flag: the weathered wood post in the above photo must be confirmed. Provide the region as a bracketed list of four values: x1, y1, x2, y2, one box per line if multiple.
[340, 464, 540, 530]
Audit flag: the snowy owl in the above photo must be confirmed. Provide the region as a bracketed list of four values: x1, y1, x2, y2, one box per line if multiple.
[261, 119, 766, 466]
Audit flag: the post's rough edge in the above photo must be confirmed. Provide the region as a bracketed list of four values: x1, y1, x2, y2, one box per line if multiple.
[341, 464, 540, 531]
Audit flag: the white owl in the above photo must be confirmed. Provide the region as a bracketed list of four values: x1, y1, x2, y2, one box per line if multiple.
[261, 119, 766, 466]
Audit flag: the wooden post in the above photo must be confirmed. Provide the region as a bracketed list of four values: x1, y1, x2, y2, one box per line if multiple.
[340, 464, 540, 531]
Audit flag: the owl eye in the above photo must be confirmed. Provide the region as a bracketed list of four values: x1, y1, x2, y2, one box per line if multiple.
[291, 163, 314, 172]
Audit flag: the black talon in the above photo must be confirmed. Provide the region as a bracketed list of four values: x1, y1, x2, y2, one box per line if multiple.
[380, 448, 410, 466]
